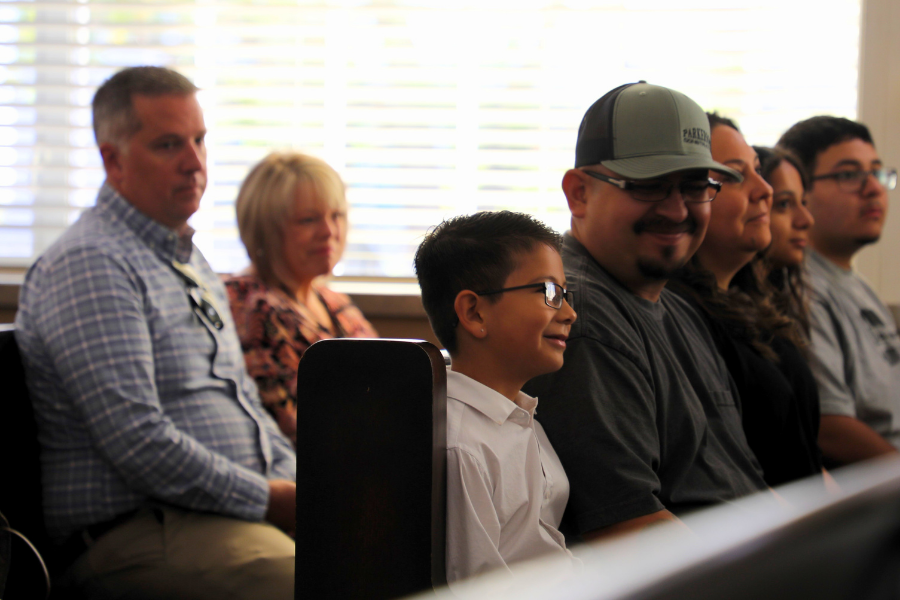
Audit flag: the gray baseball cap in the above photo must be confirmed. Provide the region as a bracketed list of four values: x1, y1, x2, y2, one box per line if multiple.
[575, 82, 742, 182]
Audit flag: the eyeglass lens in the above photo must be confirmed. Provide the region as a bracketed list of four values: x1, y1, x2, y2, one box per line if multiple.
[543, 282, 572, 309]
[873, 169, 897, 191]
[544, 283, 559, 308]
[837, 169, 898, 193]
[630, 181, 715, 203]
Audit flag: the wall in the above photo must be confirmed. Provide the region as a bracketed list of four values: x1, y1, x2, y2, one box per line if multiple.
[856, 0, 900, 302]
[2, 2, 897, 327]
[0, 272, 18, 324]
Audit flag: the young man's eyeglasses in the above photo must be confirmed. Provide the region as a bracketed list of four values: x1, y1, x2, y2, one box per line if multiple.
[811, 168, 898, 194]
[475, 282, 573, 309]
[582, 170, 722, 203]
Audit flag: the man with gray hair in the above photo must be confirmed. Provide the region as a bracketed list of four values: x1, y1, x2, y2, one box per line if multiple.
[15, 66, 297, 599]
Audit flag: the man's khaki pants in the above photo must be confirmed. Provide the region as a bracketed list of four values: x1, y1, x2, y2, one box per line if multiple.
[63, 506, 295, 600]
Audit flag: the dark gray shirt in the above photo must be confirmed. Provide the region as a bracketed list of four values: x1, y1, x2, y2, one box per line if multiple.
[525, 234, 766, 536]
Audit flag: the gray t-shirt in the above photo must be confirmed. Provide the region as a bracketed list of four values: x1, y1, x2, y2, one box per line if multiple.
[806, 249, 900, 448]
[525, 234, 767, 536]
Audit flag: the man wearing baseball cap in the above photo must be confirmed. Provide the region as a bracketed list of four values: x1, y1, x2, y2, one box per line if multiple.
[525, 82, 768, 540]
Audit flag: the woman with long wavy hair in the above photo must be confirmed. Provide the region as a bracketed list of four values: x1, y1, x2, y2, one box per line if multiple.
[754, 145, 814, 341]
[669, 114, 823, 487]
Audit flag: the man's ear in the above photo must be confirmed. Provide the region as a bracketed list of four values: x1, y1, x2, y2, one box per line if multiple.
[562, 169, 589, 218]
[453, 290, 488, 340]
[99, 142, 123, 185]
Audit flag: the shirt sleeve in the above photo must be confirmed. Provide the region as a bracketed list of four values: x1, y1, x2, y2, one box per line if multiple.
[445, 446, 512, 584]
[32, 247, 271, 521]
[267, 428, 297, 480]
[529, 337, 664, 535]
[807, 296, 857, 418]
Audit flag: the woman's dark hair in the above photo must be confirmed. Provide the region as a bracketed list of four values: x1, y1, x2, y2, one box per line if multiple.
[670, 257, 794, 362]
[672, 116, 797, 361]
[753, 145, 812, 347]
[765, 264, 811, 348]
[414, 211, 562, 354]
[754, 145, 810, 191]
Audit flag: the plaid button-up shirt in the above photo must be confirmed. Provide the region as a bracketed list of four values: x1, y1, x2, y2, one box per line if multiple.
[15, 183, 296, 540]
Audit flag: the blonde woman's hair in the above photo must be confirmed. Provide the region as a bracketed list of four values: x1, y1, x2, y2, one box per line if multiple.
[236, 151, 347, 290]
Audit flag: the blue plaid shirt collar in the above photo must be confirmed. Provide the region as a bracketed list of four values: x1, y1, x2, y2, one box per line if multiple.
[95, 182, 196, 265]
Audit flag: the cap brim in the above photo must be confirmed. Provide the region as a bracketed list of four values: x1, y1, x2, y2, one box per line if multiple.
[601, 154, 743, 182]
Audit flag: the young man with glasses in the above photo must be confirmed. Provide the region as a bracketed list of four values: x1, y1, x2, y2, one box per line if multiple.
[524, 82, 769, 542]
[14, 67, 297, 599]
[414, 211, 578, 586]
[779, 116, 900, 465]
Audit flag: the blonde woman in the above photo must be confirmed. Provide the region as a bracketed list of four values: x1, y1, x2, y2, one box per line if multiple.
[225, 152, 377, 446]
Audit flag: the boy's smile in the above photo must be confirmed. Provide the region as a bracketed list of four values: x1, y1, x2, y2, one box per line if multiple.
[477, 243, 577, 394]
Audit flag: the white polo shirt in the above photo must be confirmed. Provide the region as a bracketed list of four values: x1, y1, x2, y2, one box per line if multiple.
[445, 368, 574, 585]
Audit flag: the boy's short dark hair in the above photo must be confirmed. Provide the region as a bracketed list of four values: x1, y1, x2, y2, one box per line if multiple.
[414, 211, 562, 354]
[777, 116, 875, 180]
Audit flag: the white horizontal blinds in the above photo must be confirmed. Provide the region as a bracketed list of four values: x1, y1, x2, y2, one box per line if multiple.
[0, 0, 861, 276]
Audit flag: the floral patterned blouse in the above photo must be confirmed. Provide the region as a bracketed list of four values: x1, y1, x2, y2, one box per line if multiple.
[225, 274, 378, 446]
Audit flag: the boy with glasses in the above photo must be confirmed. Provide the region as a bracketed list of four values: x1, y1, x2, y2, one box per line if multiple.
[414, 211, 578, 586]
[524, 82, 768, 542]
[779, 116, 900, 464]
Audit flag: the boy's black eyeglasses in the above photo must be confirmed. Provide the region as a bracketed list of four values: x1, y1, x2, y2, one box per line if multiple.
[811, 168, 898, 193]
[475, 282, 573, 309]
[582, 170, 722, 203]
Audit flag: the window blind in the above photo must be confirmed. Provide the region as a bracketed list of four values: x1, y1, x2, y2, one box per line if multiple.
[0, 0, 861, 276]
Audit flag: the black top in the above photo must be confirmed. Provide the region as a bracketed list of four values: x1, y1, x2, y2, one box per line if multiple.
[525, 235, 767, 538]
[694, 304, 823, 487]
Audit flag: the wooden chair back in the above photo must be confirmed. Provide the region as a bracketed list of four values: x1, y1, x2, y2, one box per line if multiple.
[294, 338, 447, 600]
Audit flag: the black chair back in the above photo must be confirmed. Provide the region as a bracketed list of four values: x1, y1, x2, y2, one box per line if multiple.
[295, 338, 447, 600]
[0, 324, 51, 598]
